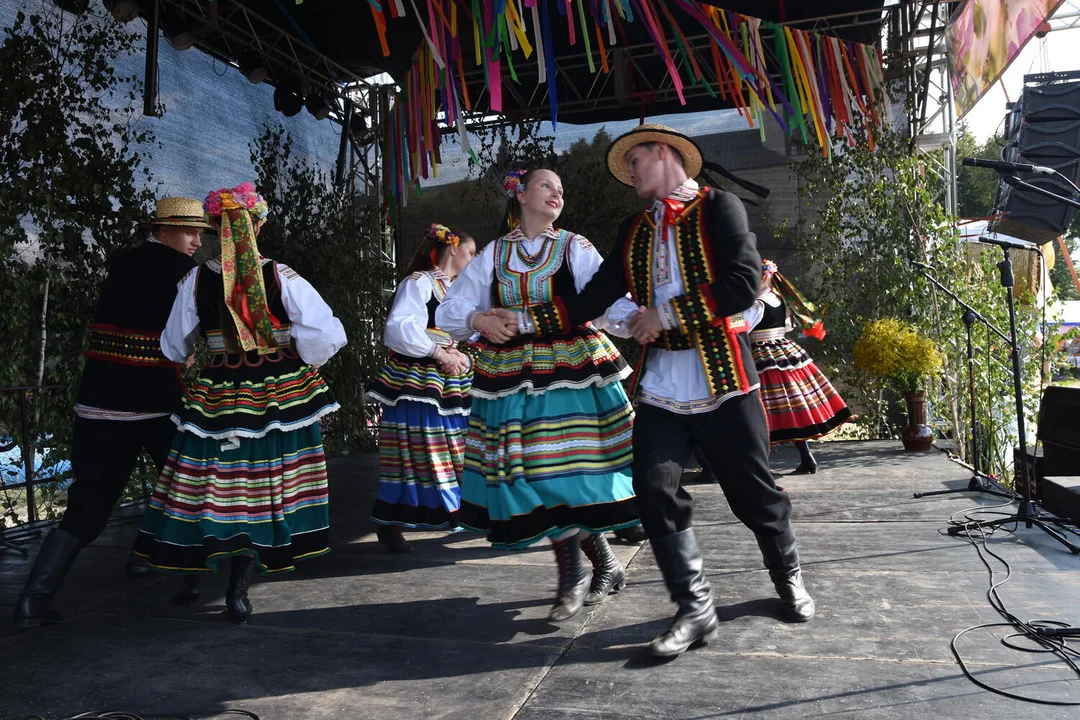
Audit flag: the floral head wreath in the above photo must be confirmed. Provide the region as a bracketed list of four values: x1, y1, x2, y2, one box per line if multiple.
[761, 258, 779, 279]
[427, 223, 460, 248]
[425, 223, 461, 269]
[203, 182, 270, 222]
[201, 182, 278, 356]
[503, 169, 527, 198]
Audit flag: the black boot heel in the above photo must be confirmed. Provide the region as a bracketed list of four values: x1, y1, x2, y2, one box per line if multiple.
[549, 534, 588, 621]
[170, 575, 202, 605]
[226, 555, 255, 624]
[580, 533, 627, 605]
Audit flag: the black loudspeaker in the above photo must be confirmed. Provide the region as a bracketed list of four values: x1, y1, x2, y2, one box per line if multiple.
[1039, 385, 1080, 478]
[1037, 385, 1080, 523]
[991, 76, 1080, 245]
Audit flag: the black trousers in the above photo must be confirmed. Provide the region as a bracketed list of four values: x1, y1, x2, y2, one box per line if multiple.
[632, 391, 792, 539]
[58, 415, 175, 545]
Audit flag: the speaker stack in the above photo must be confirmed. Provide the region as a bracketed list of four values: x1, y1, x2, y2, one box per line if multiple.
[992, 72, 1080, 245]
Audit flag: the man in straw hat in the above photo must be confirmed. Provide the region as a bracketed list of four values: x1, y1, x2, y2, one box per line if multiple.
[13, 197, 211, 628]
[503, 124, 814, 657]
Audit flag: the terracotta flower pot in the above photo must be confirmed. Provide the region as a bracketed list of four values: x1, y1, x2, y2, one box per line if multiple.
[902, 392, 934, 452]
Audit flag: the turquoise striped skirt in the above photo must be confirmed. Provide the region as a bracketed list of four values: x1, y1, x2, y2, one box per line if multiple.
[460, 382, 640, 549]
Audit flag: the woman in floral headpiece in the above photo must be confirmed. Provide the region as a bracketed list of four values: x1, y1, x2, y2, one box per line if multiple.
[366, 223, 477, 552]
[435, 168, 641, 623]
[751, 259, 851, 474]
[133, 182, 347, 623]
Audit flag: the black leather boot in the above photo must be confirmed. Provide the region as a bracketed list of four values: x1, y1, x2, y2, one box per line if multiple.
[612, 525, 647, 543]
[225, 555, 255, 624]
[377, 524, 413, 553]
[125, 554, 156, 580]
[756, 530, 815, 622]
[549, 534, 588, 621]
[648, 528, 719, 658]
[170, 574, 202, 605]
[792, 441, 817, 474]
[13, 528, 83, 628]
[580, 532, 626, 605]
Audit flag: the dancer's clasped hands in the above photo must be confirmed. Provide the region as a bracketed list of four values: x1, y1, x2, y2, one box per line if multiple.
[628, 306, 663, 345]
[474, 308, 519, 344]
[435, 346, 471, 375]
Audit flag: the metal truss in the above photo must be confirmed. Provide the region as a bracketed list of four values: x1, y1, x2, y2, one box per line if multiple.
[890, 0, 956, 214]
[152, 0, 387, 257]
[1049, 0, 1080, 30]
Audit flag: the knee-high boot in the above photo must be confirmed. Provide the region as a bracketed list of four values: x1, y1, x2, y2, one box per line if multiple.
[756, 530, 815, 622]
[793, 441, 817, 474]
[170, 574, 202, 605]
[226, 555, 256, 624]
[13, 528, 83, 628]
[549, 534, 588, 621]
[580, 532, 626, 605]
[648, 528, 718, 658]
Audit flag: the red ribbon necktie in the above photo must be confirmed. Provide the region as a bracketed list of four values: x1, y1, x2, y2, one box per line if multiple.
[661, 198, 685, 227]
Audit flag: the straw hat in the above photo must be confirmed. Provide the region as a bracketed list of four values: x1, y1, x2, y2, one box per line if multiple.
[606, 124, 703, 186]
[141, 197, 214, 230]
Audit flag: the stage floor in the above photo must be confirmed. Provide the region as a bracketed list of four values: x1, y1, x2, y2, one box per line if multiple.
[2, 441, 1078, 719]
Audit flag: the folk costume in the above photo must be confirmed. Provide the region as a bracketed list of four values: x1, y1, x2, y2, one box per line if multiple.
[134, 183, 346, 623]
[752, 260, 852, 473]
[519, 126, 814, 656]
[436, 198, 641, 618]
[367, 225, 473, 545]
[13, 197, 207, 628]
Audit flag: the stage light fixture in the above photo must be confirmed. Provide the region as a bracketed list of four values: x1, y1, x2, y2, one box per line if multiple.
[273, 85, 303, 117]
[349, 113, 368, 136]
[162, 15, 197, 51]
[103, 0, 140, 23]
[305, 92, 332, 121]
[238, 51, 268, 84]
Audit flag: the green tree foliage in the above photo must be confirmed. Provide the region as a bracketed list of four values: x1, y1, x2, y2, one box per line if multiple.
[787, 125, 1048, 478]
[555, 128, 641, 256]
[0, 7, 157, 522]
[249, 124, 395, 453]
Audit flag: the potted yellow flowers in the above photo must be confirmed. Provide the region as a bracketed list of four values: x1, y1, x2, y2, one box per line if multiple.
[853, 318, 944, 451]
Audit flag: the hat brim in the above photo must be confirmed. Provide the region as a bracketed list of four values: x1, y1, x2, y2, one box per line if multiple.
[607, 129, 703, 187]
[140, 217, 215, 230]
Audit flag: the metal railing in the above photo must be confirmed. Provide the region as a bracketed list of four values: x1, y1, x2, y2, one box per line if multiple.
[1, 384, 67, 525]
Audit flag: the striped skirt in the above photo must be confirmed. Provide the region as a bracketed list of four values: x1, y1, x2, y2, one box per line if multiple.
[460, 383, 640, 549]
[133, 422, 330, 574]
[370, 400, 467, 529]
[751, 336, 852, 443]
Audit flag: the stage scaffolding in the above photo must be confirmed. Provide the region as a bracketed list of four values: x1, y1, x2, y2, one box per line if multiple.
[145, 0, 961, 269]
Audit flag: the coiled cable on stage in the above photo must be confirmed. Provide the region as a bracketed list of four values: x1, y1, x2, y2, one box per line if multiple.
[944, 508, 1080, 706]
[23, 710, 261, 720]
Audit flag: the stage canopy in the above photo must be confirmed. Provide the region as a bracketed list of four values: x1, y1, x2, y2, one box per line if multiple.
[146, 0, 889, 124]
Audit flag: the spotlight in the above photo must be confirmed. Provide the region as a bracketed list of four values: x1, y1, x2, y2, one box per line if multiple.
[103, 0, 139, 23]
[162, 15, 197, 51]
[304, 92, 333, 121]
[51, 0, 89, 13]
[167, 29, 196, 51]
[349, 113, 368, 136]
[273, 84, 303, 117]
[238, 51, 268, 85]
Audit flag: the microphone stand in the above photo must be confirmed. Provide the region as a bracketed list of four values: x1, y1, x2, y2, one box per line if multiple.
[912, 264, 1014, 500]
[943, 245, 1079, 554]
[1000, 175, 1080, 211]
